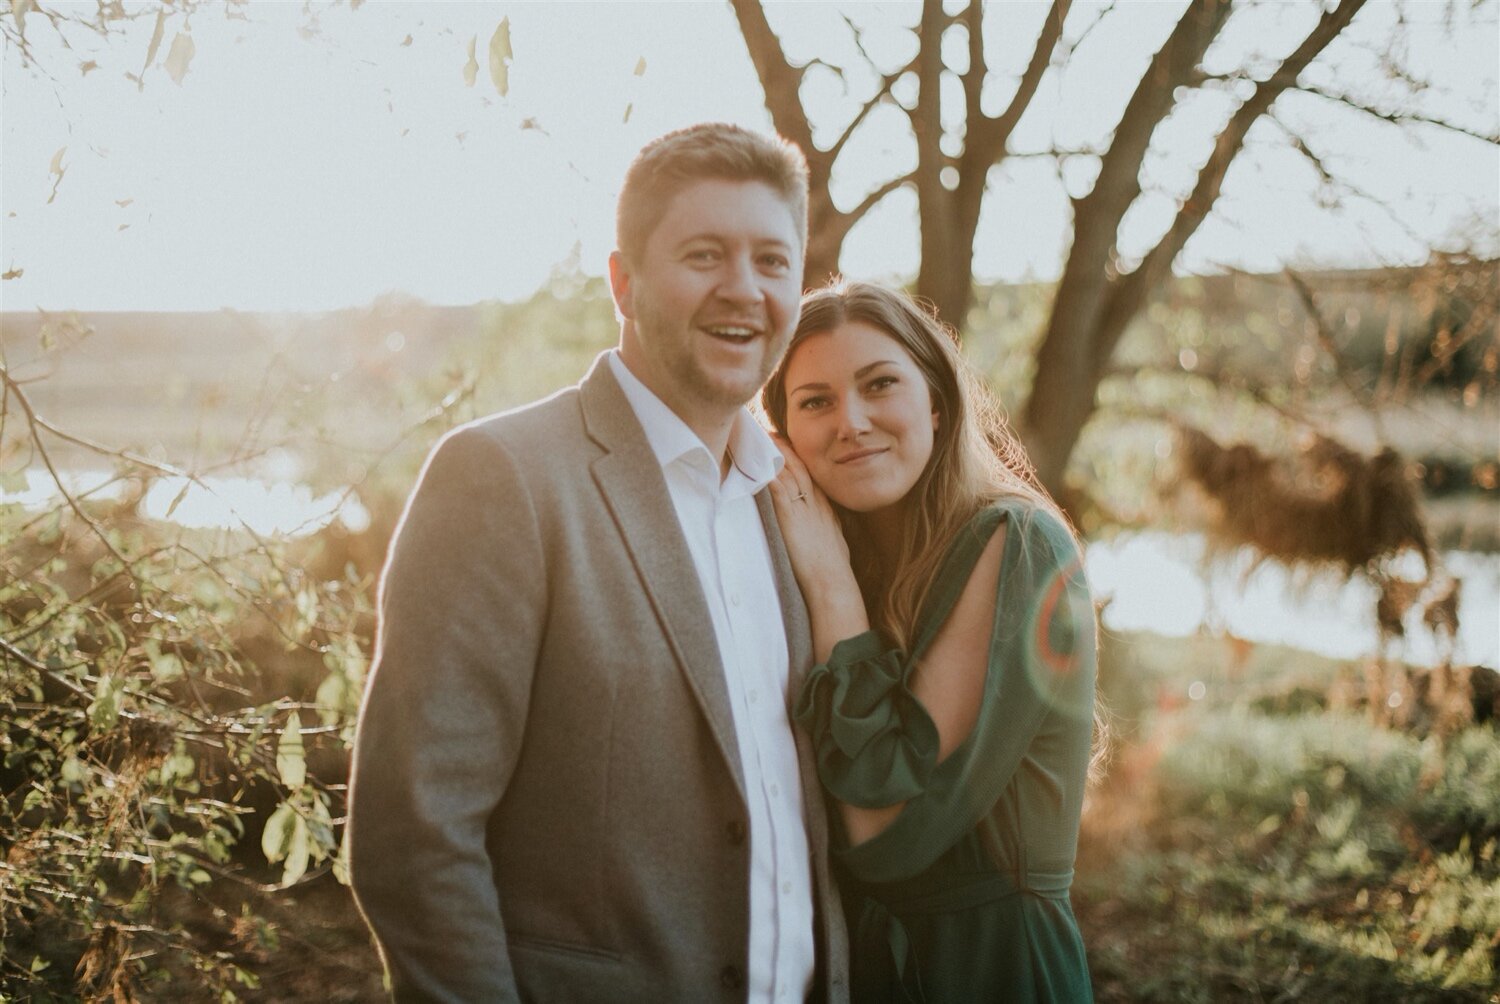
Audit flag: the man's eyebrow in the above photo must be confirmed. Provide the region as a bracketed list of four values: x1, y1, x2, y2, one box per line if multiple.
[672, 233, 793, 250]
[789, 359, 898, 396]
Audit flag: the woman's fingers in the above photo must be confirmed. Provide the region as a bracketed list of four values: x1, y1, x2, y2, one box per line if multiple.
[772, 436, 814, 501]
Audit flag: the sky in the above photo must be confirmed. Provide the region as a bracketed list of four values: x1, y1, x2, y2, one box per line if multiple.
[2, 0, 1496, 312]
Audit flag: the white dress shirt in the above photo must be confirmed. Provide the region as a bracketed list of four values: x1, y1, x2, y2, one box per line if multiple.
[608, 351, 815, 1003]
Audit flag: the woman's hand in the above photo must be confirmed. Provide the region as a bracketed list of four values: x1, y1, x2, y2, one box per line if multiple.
[769, 437, 870, 659]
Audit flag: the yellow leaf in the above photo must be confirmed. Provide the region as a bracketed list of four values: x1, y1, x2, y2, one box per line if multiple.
[634, 56, 646, 76]
[488, 18, 511, 97]
[462, 35, 477, 87]
[140, 8, 166, 90]
[79, 60, 98, 76]
[46, 147, 66, 205]
[11, 0, 28, 40]
[623, 102, 632, 124]
[1, 267, 22, 281]
[164, 32, 195, 85]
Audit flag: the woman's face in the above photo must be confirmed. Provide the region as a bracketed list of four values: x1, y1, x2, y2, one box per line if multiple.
[782, 320, 938, 514]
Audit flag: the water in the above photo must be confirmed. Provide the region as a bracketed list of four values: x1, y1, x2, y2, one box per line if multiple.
[1086, 531, 1499, 669]
[6, 473, 1495, 669]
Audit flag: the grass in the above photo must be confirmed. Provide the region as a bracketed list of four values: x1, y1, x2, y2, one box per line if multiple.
[1076, 630, 1500, 1002]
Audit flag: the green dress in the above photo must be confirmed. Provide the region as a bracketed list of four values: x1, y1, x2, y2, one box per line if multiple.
[794, 499, 1096, 1003]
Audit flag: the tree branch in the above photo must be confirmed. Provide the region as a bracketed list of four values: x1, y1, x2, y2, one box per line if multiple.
[728, 0, 817, 160]
[964, 0, 1071, 173]
[826, 57, 914, 165]
[1296, 81, 1500, 145]
[962, 0, 987, 154]
[1101, 0, 1371, 365]
[844, 171, 917, 230]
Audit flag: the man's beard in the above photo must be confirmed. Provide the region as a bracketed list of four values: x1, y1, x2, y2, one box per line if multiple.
[636, 303, 788, 413]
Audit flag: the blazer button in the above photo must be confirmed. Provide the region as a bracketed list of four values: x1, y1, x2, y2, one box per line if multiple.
[720, 965, 744, 991]
[725, 819, 747, 846]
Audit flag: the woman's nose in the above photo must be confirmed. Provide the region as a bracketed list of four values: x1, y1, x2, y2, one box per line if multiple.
[836, 398, 871, 438]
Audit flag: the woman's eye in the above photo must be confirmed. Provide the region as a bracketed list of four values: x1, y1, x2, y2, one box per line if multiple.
[796, 396, 830, 411]
[867, 376, 898, 392]
[687, 249, 719, 264]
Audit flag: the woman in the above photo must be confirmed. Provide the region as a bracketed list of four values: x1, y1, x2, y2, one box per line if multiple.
[762, 282, 1098, 1002]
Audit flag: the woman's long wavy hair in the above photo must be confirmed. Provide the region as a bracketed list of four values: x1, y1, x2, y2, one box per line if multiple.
[762, 280, 1070, 653]
[762, 281, 1109, 781]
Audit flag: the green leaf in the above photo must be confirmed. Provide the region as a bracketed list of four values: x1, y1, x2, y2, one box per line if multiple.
[293, 584, 319, 640]
[61, 755, 86, 784]
[150, 649, 184, 682]
[276, 711, 306, 789]
[282, 813, 311, 885]
[88, 674, 123, 729]
[488, 18, 511, 96]
[261, 801, 297, 864]
[332, 825, 352, 886]
[315, 669, 351, 726]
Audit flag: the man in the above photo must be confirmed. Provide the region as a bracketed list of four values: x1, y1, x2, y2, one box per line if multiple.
[348, 123, 849, 1003]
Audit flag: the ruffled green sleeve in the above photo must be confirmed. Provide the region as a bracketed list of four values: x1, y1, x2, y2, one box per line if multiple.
[793, 630, 940, 809]
[837, 503, 1098, 884]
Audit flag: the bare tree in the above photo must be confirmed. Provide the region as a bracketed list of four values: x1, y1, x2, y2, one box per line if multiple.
[731, 0, 1497, 497]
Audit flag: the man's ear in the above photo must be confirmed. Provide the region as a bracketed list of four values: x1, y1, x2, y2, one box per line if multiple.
[607, 250, 635, 322]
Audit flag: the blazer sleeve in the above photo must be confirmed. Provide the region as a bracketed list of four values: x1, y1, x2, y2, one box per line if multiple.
[348, 425, 545, 1003]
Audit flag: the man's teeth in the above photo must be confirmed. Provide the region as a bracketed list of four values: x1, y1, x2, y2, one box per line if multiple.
[706, 326, 755, 339]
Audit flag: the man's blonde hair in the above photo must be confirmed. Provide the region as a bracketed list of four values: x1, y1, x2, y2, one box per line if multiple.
[616, 123, 809, 264]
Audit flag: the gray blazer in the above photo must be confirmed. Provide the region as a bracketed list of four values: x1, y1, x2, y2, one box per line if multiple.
[348, 354, 849, 1002]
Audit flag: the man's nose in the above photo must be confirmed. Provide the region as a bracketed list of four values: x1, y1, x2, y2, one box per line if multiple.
[716, 253, 765, 307]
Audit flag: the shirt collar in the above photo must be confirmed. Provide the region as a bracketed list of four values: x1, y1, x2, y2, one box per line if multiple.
[607, 349, 783, 493]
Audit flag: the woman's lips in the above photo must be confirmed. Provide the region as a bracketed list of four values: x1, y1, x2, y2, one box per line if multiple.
[834, 447, 888, 465]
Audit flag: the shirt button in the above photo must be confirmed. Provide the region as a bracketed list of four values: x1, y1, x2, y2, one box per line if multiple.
[730, 593, 741, 607]
[748, 689, 758, 704]
[769, 783, 779, 797]
[720, 965, 744, 991]
[781, 881, 791, 895]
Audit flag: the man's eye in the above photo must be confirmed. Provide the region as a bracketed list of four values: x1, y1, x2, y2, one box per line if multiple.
[760, 254, 790, 271]
[687, 249, 719, 264]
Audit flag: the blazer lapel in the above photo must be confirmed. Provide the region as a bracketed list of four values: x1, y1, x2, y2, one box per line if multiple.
[580, 356, 746, 799]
